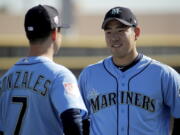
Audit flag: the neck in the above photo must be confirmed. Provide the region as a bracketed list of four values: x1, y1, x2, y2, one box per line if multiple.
[28, 42, 54, 60]
[113, 51, 138, 66]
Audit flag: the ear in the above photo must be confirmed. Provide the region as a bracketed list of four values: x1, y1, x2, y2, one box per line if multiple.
[134, 26, 141, 40]
[51, 30, 57, 41]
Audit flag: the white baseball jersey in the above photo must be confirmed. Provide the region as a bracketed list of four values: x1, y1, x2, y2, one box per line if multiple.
[0, 56, 87, 135]
[78, 55, 180, 135]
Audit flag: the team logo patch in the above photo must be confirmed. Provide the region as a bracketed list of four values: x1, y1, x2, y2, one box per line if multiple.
[63, 82, 80, 97]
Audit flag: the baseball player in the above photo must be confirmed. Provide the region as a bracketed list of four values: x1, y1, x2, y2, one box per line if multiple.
[0, 5, 87, 135]
[78, 7, 180, 135]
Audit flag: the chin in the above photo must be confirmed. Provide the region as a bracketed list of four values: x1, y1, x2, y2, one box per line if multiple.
[113, 52, 127, 59]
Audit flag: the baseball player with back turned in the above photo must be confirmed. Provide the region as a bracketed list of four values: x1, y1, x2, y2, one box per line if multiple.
[0, 5, 87, 135]
[78, 7, 180, 135]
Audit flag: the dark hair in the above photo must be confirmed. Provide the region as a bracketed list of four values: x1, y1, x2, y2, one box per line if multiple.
[26, 30, 51, 44]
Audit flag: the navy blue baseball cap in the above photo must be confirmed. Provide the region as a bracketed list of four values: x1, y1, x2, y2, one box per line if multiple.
[24, 5, 69, 38]
[102, 7, 138, 29]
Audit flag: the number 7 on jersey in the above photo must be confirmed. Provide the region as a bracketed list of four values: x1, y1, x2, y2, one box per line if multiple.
[12, 97, 27, 135]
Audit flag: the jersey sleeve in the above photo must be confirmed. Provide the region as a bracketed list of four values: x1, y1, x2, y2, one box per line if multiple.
[78, 69, 91, 115]
[163, 67, 180, 118]
[0, 94, 4, 132]
[50, 70, 87, 116]
[0, 79, 3, 132]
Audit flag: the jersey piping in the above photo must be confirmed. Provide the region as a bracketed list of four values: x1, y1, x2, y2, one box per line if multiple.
[103, 55, 152, 135]
[103, 61, 119, 135]
[127, 60, 152, 135]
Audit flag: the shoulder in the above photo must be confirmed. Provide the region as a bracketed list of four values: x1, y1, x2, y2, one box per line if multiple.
[52, 63, 76, 80]
[144, 55, 179, 77]
[54, 63, 73, 75]
[80, 57, 107, 75]
[78, 57, 113, 82]
[82, 56, 112, 71]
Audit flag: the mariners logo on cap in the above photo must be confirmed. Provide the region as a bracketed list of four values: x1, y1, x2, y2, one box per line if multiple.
[111, 8, 121, 15]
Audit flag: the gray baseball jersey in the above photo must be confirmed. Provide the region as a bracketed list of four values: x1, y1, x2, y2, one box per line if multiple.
[78, 55, 180, 135]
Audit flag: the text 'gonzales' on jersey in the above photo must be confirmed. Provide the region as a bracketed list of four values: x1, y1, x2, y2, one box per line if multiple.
[0, 70, 51, 96]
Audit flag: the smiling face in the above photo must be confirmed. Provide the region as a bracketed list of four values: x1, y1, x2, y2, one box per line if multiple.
[104, 20, 140, 65]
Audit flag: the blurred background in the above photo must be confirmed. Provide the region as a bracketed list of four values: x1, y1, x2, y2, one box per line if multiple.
[0, 0, 180, 77]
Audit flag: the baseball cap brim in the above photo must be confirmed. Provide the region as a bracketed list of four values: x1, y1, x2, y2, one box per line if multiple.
[102, 18, 133, 29]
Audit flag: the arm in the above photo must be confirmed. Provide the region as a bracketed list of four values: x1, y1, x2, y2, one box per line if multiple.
[82, 118, 90, 135]
[162, 68, 180, 135]
[50, 71, 88, 135]
[61, 109, 83, 135]
[78, 69, 90, 135]
[172, 118, 180, 135]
